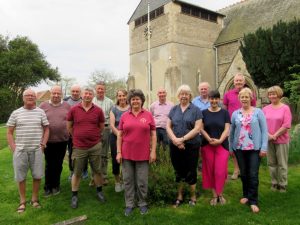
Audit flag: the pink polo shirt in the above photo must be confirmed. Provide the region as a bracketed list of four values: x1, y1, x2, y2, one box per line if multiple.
[150, 100, 174, 129]
[119, 109, 155, 161]
[262, 104, 292, 144]
[223, 88, 256, 118]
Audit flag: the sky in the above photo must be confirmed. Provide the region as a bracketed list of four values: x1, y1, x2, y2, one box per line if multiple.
[0, 0, 241, 90]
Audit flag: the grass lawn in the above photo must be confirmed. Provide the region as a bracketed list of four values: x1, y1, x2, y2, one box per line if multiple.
[0, 126, 300, 224]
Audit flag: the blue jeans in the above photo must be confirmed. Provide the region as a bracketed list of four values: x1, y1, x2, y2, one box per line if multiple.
[234, 150, 261, 205]
[156, 128, 169, 150]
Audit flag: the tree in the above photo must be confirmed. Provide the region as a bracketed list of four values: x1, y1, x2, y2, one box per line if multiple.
[47, 76, 76, 96]
[284, 65, 300, 104]
[88, 69, 126, 100]
[0, 35, 60, 122]
[240, 19, 300, 90]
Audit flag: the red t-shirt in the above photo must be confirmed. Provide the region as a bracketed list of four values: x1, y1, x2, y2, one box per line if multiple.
[67, 104, 105, 149]
[119, 109, 155, 161]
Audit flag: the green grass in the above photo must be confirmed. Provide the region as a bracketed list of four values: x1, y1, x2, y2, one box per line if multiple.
[0, 124, 7, 150]
[0, 125, 300, 225]
[0, 148, 300, 225]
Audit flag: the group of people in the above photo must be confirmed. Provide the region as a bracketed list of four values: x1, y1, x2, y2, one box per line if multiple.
[6, 72, 292, 216]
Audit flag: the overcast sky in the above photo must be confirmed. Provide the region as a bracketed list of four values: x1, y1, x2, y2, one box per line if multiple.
[0, 0, 241, 89]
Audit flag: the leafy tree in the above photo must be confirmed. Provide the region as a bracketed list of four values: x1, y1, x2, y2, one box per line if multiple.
[284, 65, 300, 104]
[88, 69, 126, 100]
[0, 35, 60, 122]
[241, 19, 300, 89]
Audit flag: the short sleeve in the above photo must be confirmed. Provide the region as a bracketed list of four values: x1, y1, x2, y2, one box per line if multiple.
[118, 112, 125, 131]
[6, 111, 17, 127]
[224, 109, 231, 124]
[282, 105, 292, 129]
[149, 113, 156, 130]
[195, 107, 203, 120]
[67, 108, 74, 121]
[41, 110, 49, 126]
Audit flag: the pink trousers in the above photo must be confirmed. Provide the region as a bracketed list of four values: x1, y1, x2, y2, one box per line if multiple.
[201, 144, 229, 195]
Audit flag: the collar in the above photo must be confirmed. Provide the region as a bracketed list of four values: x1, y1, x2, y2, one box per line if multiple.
[49, 100, 63, 106]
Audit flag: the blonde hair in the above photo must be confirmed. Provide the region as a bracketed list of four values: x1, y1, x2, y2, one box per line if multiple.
[267, 86, 283, 98]
[238, 87, 253, 99]
[176, 84, 192, 99]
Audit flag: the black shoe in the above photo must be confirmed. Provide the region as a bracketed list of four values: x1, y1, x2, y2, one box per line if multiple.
[97, 191, 106, 203]
[44, 189, 52, 198]
[52, 187, 60, 196]
[71, 196, 78, 209]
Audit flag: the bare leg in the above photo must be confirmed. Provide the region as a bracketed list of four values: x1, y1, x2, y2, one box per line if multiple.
[93, 173, 103, 187]
[177, 183, 184, 200]
[72, 174, 81, 191]
[31, 179, 41, 202]
[18, 180, 26, 204]
[190, 184, 197, 201]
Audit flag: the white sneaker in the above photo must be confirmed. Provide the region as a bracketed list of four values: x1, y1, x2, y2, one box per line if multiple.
[115, 183, 124, 192]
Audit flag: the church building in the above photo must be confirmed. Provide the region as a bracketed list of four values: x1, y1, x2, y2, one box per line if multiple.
[127, 0, 300, 104]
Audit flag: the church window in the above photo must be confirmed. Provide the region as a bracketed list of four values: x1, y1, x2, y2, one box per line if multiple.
[134, 6, 164, 27]
[181, 3, 218, 23]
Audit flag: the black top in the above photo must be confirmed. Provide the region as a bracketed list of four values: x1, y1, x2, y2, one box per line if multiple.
[202, 108, 230, 150]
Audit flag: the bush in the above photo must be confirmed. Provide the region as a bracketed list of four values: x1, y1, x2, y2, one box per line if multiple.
[289, 129, 300, 164]
[148, 146, 177, 206]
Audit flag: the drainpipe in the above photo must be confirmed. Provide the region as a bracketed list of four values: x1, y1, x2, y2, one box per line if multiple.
[213, 45, 218, 90]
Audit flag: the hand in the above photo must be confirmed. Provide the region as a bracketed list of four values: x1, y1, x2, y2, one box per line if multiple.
[9, 144, 16, 153]
[40, 143, 46, 152]
[259, 151, 267, 158]
[177, 143, 185, 150]
[173, 137, 184, 146]
[230, 151, 235, 156]
[116, 153, 122, 164]
[209, 138, 221, 146]
[149, 151, 156, 163]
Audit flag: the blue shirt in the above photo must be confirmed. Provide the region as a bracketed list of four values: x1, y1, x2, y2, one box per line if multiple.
[192, 96, 210, 111]
[168, 103, 203, 145]
[229, 108, 268, 152]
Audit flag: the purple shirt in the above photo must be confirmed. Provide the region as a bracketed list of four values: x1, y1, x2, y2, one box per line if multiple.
[150, 101, 173, 129]
[223, 88, 256, 118]
[39, 101, 71, 143]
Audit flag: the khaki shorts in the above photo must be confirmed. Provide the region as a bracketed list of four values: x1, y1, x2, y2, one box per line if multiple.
[13, 150, 44, 182]
[72, 142, 102, 176]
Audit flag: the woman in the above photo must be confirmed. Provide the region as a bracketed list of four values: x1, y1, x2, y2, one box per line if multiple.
[166, 84, 202, 207]
[109, 89, 129, 192]
[262, 86, 292, 192]
[229, 87, 268, 213]
[116, 89, 156, 216]
[200, 90, 230, 206]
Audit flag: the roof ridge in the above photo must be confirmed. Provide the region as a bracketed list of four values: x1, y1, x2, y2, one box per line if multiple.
[218, 0, 247, 12]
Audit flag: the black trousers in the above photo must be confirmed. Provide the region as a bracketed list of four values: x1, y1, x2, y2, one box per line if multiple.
[170, 143, 199, 185]
[234, 150, 261, 205]
[110, 133, 120, 176]
[44, 141, 67, 190]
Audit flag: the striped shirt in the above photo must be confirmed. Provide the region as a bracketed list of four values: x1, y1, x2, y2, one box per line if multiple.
[6, 107, 49, 152]
[93, 96, 114, 125]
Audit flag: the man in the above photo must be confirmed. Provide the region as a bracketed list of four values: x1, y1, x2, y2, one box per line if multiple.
[192, 82, 211, 174]
[150, 87, 173, 151]
[64, 84, 88, 180]
[40, 86, 71, 196]
[67, 87, 106, 209]
[192, 82, 211, 111]
[223, 73, 256, 179]
[7, 89, 49, 213]
[92, 81, 113, 185]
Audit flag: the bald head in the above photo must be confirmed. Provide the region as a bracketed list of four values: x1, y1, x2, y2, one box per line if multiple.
[50, 85, 62, 104]
[234, 73, 246, 90]
[157, 87, 167, 103]
[198, 82, 210, 99]
[70, 84, 81, 100]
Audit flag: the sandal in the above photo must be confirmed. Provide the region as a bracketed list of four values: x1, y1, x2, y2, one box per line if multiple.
[188, 199, 196, 206]
[30, 200, 41, 208]
[250, 204, 260, 213]
[218, 196, 226, 205]
[210, 197, 218, 206]
[17, 202, 26, 213]
[240, 198, 249, 205]
[173, 199, 183, 208]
